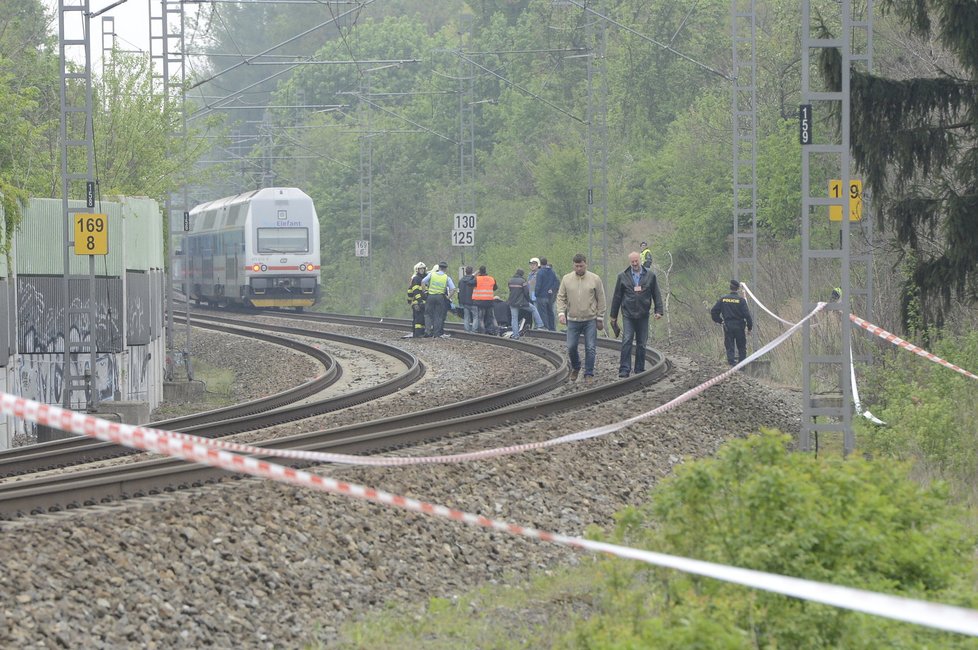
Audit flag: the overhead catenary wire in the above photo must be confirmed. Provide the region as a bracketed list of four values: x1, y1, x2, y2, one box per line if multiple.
[455, 50, 585, 124]
[188, 0, 374, 90]
[562, 0, 731, 80]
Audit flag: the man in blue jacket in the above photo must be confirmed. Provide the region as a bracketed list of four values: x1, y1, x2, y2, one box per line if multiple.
[533, 256, 560, 331]
[609, 252, 663, 378]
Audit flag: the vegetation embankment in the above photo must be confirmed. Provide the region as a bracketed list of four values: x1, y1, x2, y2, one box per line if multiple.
[329, 426, 978, 649]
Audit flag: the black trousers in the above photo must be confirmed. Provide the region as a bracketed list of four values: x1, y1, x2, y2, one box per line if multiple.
[723, 324, 747, 365]
[411, 303, 426, 337]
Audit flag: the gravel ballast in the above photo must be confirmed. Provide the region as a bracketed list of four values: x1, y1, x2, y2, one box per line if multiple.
[0, 321, 801, 648]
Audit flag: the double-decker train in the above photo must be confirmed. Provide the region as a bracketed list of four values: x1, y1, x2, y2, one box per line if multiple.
[183, 187, 321, 310]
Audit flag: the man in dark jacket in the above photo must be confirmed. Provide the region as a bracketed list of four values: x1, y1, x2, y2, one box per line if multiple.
[711, 279, 753, 366]
[609, 252, 663, 378]
[407, 262, 428, 338]
[458, 266, 477, 332]
[507, 268, 539, 340]
[534, 257, 560, 331]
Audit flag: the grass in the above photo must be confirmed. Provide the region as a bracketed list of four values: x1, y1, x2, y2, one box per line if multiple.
[148, 359, 237, 420]
[308, 565, 601, 649]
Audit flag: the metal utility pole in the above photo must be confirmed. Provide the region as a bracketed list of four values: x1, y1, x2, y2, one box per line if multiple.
[357, 72, 374, 315]
[849, 1, 876, 371]
[58, 0, 100, 411]
[457, 18, 476, 268]
[731, 0, 758, 310]
[800, 0, 873, 454]
[159, 0, 191, 380]
[585, 0, 610, 281]
[101, 16, 115, 81]
[260, 110, 276, 187]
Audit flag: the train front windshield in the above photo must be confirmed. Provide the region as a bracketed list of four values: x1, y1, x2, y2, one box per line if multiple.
[257, 227, 309, 254]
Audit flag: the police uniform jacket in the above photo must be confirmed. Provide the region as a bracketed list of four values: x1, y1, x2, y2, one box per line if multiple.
[711, 292, 753, 330]
[610, 266, 663, 320]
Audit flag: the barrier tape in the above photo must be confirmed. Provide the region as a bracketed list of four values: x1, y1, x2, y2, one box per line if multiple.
[87, 303, 826, 469]
[740, 282, 795, 327]
[850, 342, 886, 425]
[2, 391, 978, 635]
[851, 315, 978, 382]
[742, 283, 886, 424]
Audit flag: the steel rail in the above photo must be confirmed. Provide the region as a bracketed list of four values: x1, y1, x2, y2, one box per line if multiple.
[0, 317, 419, 476]
[0, 312, 669, 518]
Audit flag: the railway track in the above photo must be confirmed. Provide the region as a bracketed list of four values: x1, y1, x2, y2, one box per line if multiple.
[0, 316, 421, 477]
[0, 311, 670, 518]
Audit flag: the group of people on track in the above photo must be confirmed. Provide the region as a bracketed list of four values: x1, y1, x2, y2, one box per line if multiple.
[408, 240, 753, 383]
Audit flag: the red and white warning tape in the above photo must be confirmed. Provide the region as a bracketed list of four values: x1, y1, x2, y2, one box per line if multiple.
[740, 282, 795, 326]
[850, 315, 978, 382]
[69, 303, 825, 469]
[742, 283, 889, 424]
[2, 390, 978, 635]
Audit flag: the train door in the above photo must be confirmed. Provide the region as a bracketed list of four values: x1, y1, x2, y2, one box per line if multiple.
[224, 230, 240, 298]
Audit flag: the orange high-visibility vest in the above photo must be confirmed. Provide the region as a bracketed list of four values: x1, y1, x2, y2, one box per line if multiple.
[472, 275, 495, 301]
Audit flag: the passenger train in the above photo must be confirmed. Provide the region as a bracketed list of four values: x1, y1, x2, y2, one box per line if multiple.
[183, 187, 321, 310]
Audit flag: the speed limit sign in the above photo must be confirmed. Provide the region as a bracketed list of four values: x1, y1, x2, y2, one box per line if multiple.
[355, 240, 369, 257]
[452, 213, 476, 247]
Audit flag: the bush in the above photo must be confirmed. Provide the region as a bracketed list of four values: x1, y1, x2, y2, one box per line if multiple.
[858, 330, 978, 495]
[568, 431, 978, 649]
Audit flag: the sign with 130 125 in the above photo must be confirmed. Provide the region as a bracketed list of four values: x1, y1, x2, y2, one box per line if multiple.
[74, 213, 108, 255]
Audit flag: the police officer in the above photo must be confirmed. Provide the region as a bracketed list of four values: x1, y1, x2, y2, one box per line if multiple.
[422, 261, 456, 338]
[407, 262, 427, 338]
[711, 279, 753, 366]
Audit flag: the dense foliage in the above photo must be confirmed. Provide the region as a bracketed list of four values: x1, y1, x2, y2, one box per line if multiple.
[569, 431, 978, 649]
[857, 330, 978, 496]
[819, 0, 978, 330]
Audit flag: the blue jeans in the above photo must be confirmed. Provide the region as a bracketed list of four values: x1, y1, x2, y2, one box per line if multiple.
[566, 319, 598, 376]
[510, 306, 525, 338]
[462, 305, 479, 332]
[619, 314, 649, 375]
[526, 302, 544, 329]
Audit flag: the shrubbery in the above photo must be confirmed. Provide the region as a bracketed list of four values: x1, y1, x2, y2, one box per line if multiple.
[567, 431, 978, 649]
[857, 331, 978, 497]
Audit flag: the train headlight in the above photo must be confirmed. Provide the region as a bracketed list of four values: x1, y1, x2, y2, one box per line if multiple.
[260, 264, 267, 272]
[251, 263, 261, 272]
[299, 263, 307, 271]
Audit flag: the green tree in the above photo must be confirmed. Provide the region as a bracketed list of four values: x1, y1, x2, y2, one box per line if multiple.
[819, 0, 978, 329]
[572, 431, 978, 649]
[96, 53, 219, 201]
[0, 0, 61, 243]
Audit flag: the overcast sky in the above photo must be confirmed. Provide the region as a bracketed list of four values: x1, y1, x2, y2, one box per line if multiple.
[44, 0, 172, 71]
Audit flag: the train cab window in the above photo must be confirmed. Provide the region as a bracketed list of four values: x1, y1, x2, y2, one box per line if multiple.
[257, 227, 309, 254]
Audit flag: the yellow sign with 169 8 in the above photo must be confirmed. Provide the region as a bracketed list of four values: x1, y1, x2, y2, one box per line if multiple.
[74, 213, 108, 255]
[828, 179, 862, 222]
